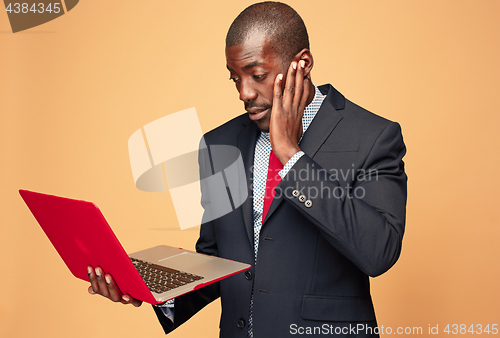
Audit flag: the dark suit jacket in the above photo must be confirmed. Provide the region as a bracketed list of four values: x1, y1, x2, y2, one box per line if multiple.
[153, 84, 407, 337]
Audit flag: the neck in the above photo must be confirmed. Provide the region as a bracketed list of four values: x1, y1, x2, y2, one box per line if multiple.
[305, 80, 315, 106]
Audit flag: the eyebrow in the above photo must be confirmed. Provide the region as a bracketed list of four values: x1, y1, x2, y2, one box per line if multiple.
[242, 61, 265, 71]
[226, 61, 266, 72]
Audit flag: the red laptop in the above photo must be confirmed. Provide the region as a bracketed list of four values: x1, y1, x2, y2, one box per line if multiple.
[19, 189, 250, 305]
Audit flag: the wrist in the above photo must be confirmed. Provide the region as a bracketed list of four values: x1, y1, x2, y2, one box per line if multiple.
[275, 145, 301, 165]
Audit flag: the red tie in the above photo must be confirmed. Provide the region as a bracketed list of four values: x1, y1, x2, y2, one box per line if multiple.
[262, 151, 284, 223]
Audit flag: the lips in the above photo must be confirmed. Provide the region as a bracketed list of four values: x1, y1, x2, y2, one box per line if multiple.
[247, 108, 269, 121]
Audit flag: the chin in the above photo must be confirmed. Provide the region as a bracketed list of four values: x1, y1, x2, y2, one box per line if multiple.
[255, 121, 270, 133]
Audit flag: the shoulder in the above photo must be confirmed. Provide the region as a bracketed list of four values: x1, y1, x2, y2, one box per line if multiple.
[344, 99, 404, 153]
[319, 83, 401, 135]
[315, 84, 404, 156]
[344, 99, 399, 132]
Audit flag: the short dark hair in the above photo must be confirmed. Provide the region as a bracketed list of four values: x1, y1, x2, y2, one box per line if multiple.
[226, 1, 309, 64]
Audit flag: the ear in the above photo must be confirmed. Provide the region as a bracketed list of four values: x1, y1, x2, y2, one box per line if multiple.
[293, 49, 314, 77]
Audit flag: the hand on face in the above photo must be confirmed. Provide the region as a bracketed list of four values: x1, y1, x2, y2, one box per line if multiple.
[270, 59, 311, 165]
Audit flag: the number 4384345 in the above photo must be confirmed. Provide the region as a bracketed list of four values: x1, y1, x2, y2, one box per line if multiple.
[444, 324, 498, 335]
[5, 3, 62, 14]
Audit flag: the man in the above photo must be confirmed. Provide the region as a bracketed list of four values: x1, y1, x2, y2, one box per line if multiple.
[88, 2, 407, 337]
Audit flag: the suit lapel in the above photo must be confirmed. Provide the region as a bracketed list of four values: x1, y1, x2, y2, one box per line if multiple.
[262, 84, 345, 225]
[299, 85, 344, 157]
[237, 118, 260, 245]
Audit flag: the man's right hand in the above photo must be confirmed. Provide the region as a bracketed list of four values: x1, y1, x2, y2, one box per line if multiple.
[87, 266, 142, 307]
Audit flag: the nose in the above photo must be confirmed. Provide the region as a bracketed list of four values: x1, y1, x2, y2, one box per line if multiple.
[238, 79, 257, 102]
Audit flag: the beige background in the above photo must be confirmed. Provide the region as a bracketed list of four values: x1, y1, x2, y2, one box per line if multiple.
[1, 0, 499, 337]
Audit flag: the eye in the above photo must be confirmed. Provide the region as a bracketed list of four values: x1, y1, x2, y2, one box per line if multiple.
[253, 74, 265, 81]
[229, 77, 240, 83]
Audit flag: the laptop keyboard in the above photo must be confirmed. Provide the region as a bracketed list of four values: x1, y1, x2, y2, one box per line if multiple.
[131, 258, 204, 294]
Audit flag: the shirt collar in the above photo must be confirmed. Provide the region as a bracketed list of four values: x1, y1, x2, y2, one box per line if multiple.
[302, 84, 326, 135]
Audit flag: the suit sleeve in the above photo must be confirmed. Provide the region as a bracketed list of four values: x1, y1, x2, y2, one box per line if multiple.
[152, 139, 221, 335]
[278, 121, 407, 277]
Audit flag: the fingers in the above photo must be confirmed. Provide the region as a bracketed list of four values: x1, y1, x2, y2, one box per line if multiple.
[122, 294, 143, 307]
[298, 64, 311, 114]
[283, 61, 298, 110]
[88, 266, 99, 294]
[95, 267, 111, 299]
[295, 60, 308, 111]
[270, 60, 309, 160]
[292, 60, 306, 110]
[103, 273, 123, 303]
[273, 73, 283, 102]
[281, 60, 308, 114]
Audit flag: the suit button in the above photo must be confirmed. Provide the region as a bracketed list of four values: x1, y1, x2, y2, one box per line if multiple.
[292, 189, 300, 197]
[245, 270, 253, 280]
[299, 195, 306, 203]
[237, 318, 246, 328]
[305, 200, 312, 208]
